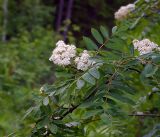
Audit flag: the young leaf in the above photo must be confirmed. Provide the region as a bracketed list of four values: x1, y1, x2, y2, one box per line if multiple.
[43, 97, 49, 106]
[77, 79, 85, 89]
[91, 28, 104, 44]
[89, 67, 100, 79]
[82, 72, 96, 85]
[100, 26, 109, 39]
[83, 36, 98, 50]
[112, 26, 117, 34]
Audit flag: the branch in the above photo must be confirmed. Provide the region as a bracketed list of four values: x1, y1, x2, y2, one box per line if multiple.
[128, 113, 160, 117]
[51, 86, 98, 120]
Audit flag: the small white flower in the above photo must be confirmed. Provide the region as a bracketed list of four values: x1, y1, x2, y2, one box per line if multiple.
[133, 39, 159, 55]
[49, 40, 76, 66]
[75, 50, 95, 71]
[115, 4, 135, 20]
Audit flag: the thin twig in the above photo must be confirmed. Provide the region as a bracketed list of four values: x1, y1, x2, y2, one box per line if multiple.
[128, 114, 160, 117]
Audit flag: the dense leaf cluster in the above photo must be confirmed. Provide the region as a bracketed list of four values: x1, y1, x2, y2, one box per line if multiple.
[25, 0, 160, 137]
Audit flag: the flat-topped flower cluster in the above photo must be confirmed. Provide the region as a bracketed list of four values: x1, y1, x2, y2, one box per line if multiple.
[115, 4, 135, 20]
[49, 40, 95, 71]
[75, 50, 95, 71]
[133, 39, 160, 55]
[49, 40, 76, 66]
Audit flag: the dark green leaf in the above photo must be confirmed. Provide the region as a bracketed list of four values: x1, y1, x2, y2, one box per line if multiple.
[37, 118, 49, 129]
[142, 63, 158, 77]
[82, 72, 96, 85]
[83, 36, 98, 50]
[91, 28, 103, 44]
[152, 55, 160, 63]
[89, 67, 100, 79]
[110, 90, 135, 105]
[100, 26, 109, 39]
[48, 123, 58, 134]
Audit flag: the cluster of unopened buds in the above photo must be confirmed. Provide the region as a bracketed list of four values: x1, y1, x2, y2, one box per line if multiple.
[115, 4, 135, 20]
[133, 39, 160, 55]
[49, 40, 95, 71]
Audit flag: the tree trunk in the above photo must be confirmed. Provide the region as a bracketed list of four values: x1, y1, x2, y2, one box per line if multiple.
[2, 0, 8, 42]
[56, 0, 64, 32]
[63, 0, 74, 41]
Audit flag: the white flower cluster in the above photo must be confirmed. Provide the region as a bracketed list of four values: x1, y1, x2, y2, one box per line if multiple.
[49, 40, 76, 66]
[75, 50, 95, 71]
[49, 40, 95, 71]
[133, 39, 160, 55]
[115, 4, 135, 20]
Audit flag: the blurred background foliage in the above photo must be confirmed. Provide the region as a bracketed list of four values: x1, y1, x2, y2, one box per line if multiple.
[1, 0, 160, 136]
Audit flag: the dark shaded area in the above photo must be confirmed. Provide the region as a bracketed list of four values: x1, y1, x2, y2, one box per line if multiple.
[1, 0, 134, 41]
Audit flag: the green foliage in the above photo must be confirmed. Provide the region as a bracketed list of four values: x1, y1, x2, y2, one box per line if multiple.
[1, 0, 160, 136]
[24, 1, 160, 136]
[0, 28, 56, 136]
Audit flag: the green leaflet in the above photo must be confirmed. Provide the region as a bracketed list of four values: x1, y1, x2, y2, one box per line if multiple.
[141, 63, 158, 78]
[82, 72, 96, 85]
[43, 97, 49, 106]
[91, 28, 104, 44]
[89, 67, 100, 79]
[109, 90, 135, 105]
[100, 26, 109, 39]
[76, 79, 85, 89]
[83, 36, 98, 50]
[112, 26, 118, 35]
[48, 123, 58, 134]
